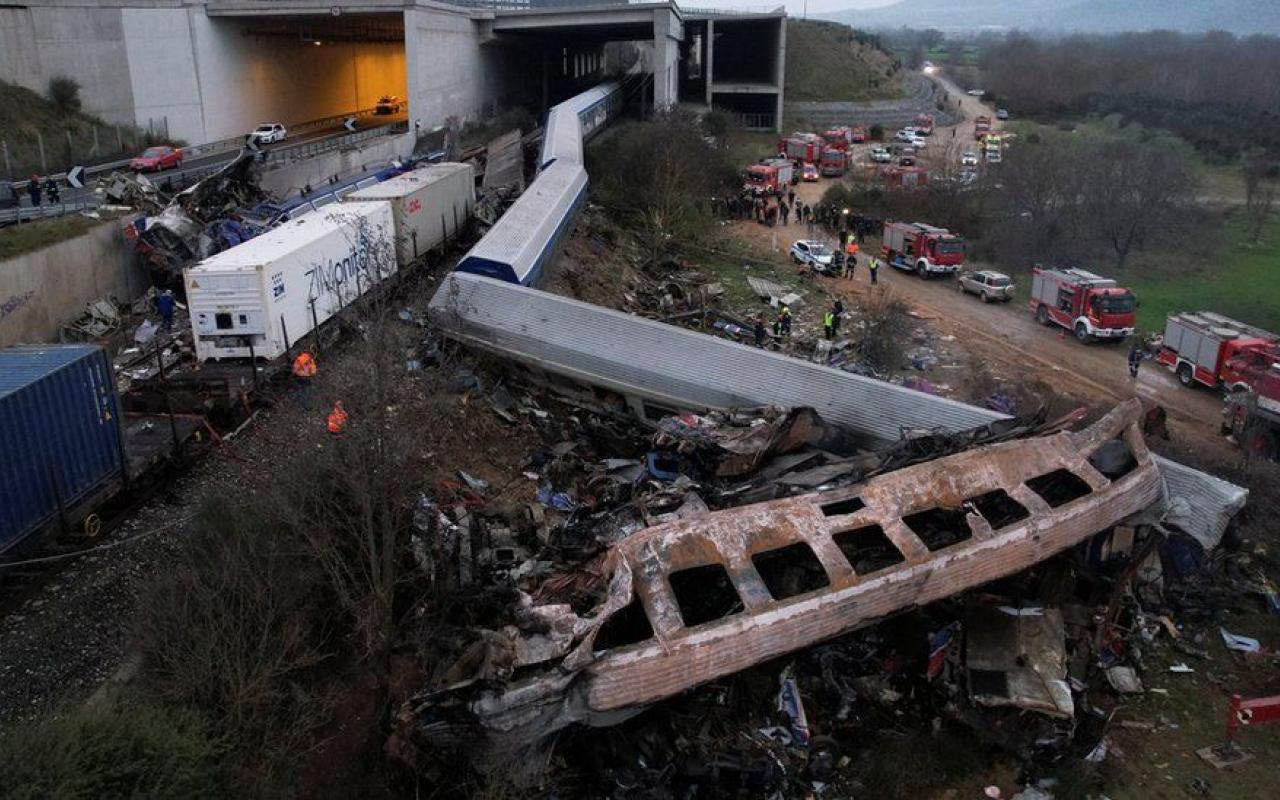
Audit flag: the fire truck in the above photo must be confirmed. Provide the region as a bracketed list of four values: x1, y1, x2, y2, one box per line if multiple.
[819, 147, 848, 177]
[881, 221, 966, 278]
[974, 115, 992, 141]
[744, 159, 794, 196]
[878, 165, 930, 187]
[1029, 267, 1136, 343]
[1156, 311, 1279, 390]
[822, 127, 854, 150]
[1222, 367, 1280, 460]
[850, 125, 869, 143]
[914, 113, 935, 135]
[778, 133, 822, 164]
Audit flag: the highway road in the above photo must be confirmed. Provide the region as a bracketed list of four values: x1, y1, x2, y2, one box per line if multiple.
[2, 111, 408, 223]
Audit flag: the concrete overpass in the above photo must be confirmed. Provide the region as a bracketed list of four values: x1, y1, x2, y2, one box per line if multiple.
[0, 1, 786, 152]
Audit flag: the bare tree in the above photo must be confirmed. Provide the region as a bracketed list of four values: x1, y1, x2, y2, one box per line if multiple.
[1243, 149, 1278, 244]
[1080, 141, 1195, 270]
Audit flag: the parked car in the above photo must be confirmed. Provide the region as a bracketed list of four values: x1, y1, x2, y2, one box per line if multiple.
[0, 181, 17, 209]
[248, 123, 287, 145]
[967, 88, 986, 96]
[790, 239, 836, 271]
[899, 147, 916, 167]
[895, 128, 916, 142]
[801, 162, 819, 182]
[996, 108, 1009, 120]
[956, 269, 1015, 302]
[375, 95, 402, 115]
[129, 145, 183, 172]
[910, 136, 928, 149]
[870, 146, 893, 164]
[961, 151, 979, 167]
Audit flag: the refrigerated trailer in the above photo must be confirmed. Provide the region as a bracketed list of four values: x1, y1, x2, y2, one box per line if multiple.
[345, 162, 475, 266]
[185, 202, 397, 361]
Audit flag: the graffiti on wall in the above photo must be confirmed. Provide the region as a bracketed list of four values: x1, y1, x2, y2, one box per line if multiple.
[0, 291, 36, 324]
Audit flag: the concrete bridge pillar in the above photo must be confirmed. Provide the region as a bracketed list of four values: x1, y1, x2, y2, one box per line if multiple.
[652, 8, 682, 110]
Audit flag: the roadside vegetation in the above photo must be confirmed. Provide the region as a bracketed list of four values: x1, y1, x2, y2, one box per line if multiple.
[784, 19, 901, 102]
[0, 80, 177, 178]
[0, 211, 129, 261]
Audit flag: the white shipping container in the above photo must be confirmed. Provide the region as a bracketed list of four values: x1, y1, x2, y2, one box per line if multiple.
[345, 163, 475, 267]
[185, 202, 396, 362]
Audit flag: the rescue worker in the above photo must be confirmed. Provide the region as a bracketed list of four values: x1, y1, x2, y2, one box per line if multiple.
[779, 305, 793, 336]
[292, 350, 318, 387]
[787, 189, 796, 207]
[156, 289, 176, 330]
[844, 240, 859, 279]
[1128, 342, 1143, 379]
[753, 317, 766, 348]
[780, 201, 790, 226]
[869, 256, 881, 285]
[832, 299, 844, 335]
[27, 175, 41, 207]
[327, 400, 348, 435]
[823, 308, 835, 340]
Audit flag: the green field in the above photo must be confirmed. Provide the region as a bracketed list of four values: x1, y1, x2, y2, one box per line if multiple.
[1126, 214, 1280, 334]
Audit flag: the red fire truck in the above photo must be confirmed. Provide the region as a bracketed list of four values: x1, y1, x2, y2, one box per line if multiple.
[974, 115, 992, 140]
[914, 113, 935, 135]
[1156, 311, 1279, 390]
[1222, 367, 1280, 460]
[778, 133, 822, 164]
[878, 165, 930, 187]
[1029, 267, 1136, 343]
[744, 159, 794, 195]
[819, 147, 848, 177]
[881, 221, 966, 278]
[850, 125, 869, 143]
[822, 127, 854, 150]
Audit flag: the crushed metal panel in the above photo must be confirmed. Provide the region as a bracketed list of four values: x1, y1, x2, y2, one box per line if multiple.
[397, 400, 1161, 760]
[1151, 454, 1248, 550]
[966, 605, 1074, 719]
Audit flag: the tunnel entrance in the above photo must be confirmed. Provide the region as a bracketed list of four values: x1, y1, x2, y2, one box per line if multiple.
[200, 14, 407, 141]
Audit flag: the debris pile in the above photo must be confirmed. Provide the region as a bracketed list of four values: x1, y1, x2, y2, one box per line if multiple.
[380, 378, 1255, 795]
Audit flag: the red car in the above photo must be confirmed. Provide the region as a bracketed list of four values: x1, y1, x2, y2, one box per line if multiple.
[130, 145, 183, 172]
[801, 163, 819, 182]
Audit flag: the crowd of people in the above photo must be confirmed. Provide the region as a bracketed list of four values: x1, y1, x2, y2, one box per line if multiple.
[716, 188, 881, 243]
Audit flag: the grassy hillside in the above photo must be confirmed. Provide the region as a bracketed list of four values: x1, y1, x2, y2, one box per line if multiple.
[785, 19, 901, 102]
[0, 81, 166, 178]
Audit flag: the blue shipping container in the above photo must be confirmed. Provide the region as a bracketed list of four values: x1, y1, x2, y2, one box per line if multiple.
[0, 345, 125, 553]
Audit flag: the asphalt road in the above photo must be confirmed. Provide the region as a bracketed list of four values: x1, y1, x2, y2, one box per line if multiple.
[9, 112, 408, 212]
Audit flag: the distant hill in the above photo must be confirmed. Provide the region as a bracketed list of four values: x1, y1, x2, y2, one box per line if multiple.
[784, 19, 900, 102]
[821, 0, 1280, 36]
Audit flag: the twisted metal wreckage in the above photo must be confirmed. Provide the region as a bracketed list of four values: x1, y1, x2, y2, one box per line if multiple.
[387, 276, 1249, 769]
[394, 400, 1166, 763]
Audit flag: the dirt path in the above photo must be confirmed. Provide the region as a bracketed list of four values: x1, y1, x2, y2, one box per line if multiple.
[725, 181, 1230, 456]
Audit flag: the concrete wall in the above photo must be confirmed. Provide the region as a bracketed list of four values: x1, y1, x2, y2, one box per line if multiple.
[121, 8, 205, 143]
[191, 15, 407, 142]
[0, 5, 136, 127]
[0, 219, 144, 346]
[258, 131, 414, 198]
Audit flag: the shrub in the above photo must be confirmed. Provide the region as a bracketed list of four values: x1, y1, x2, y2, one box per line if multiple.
[0, 701, 227, 799]
[46, 76, 81, 113]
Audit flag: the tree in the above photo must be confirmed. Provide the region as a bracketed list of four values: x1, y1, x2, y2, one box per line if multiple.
[46, 76, 81, 113]
[1079, 141, 1196, 269]
[1243, 149, 1278, 244]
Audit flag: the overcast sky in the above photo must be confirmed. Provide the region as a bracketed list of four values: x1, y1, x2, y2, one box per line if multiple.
[680, 0, 898, 14]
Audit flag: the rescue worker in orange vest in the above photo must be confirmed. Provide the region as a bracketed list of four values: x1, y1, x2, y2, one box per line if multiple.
[844, 240, 859, 279]
[327, 400, 348, 435]
[292, 351, 317, 386]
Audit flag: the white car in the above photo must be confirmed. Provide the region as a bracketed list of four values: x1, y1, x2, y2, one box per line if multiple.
[894, 128, 916, 142]
[996, 108, 1010, 120]
[961, 151, 979, 167]
[967, 88, 986, 96]
[248, 123, 287, 145]
[790, 240, 836, 271]
[957, 270, 1015, 302]
[910, 136, 928, 149]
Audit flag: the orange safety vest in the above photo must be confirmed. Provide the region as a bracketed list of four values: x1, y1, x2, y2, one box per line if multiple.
[846, 241, 859, 256]
[327, 403, 348, 434]
[292, 352, 317, 378]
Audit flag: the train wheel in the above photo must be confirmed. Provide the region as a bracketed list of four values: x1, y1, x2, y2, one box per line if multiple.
[83, 513, 102, 539]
